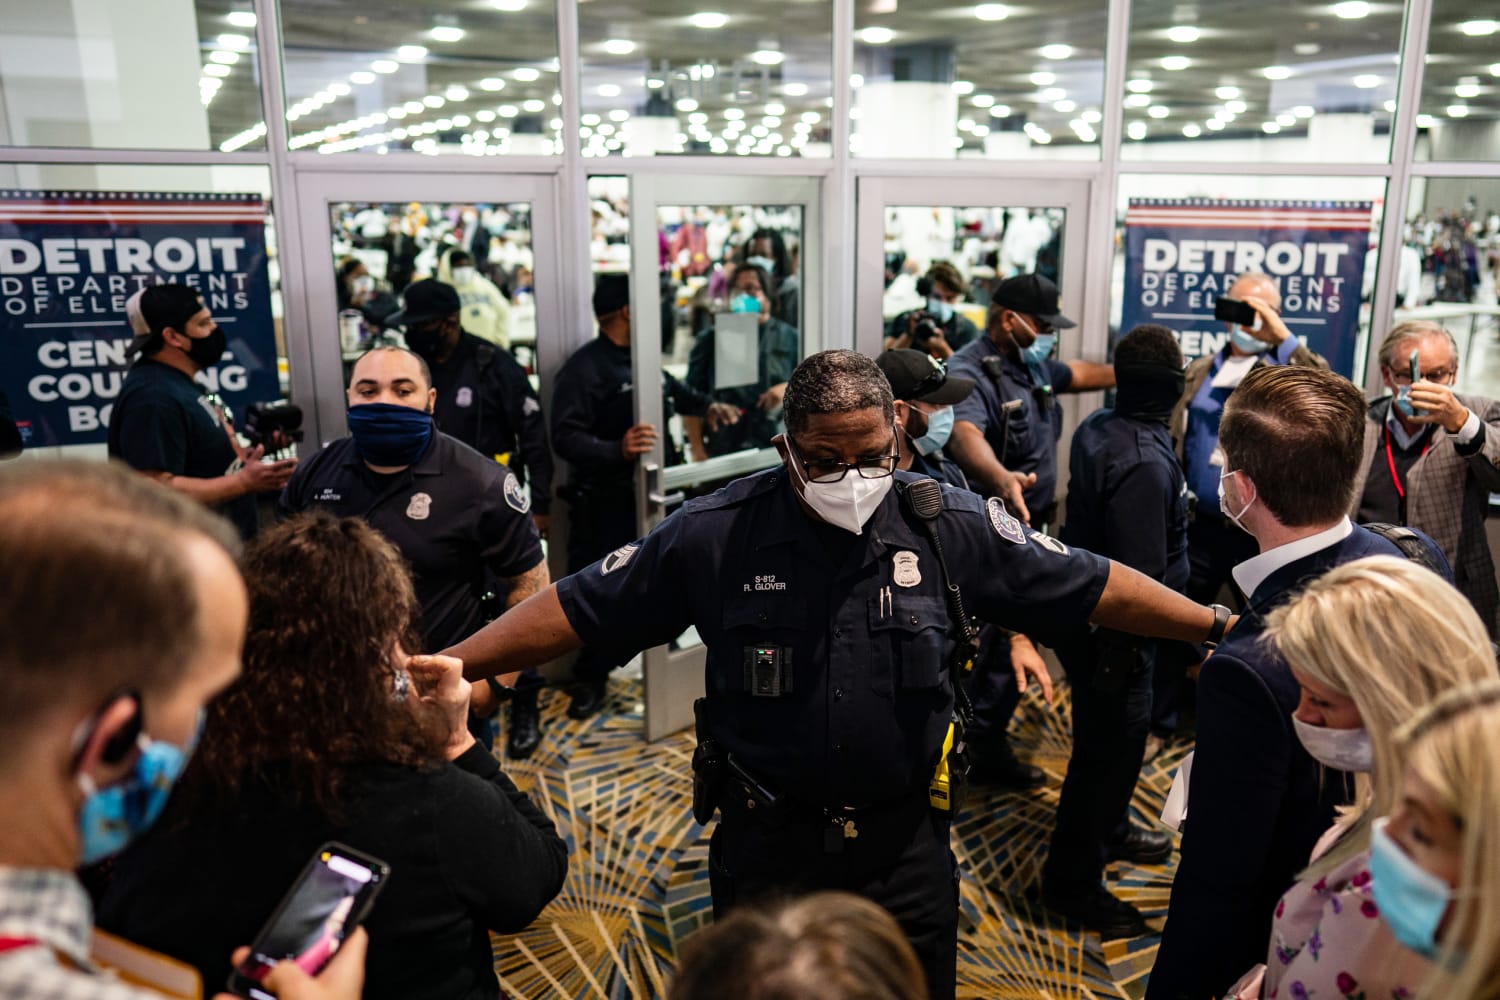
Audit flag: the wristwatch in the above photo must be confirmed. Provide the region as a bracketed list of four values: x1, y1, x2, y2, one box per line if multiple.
[485, 676, 511, 705]
[1203, 603, 1233, 649]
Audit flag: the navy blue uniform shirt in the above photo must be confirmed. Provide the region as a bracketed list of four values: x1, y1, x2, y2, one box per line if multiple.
[551, 335, 714, 482]
[1062, 408, 1189, 592]
[948, 341, 1072, 516]
[279, 432, 543, 650]
[427, 332, 553, 515]
[108, 359, 258, 539]
[556, 468, 1110, 808]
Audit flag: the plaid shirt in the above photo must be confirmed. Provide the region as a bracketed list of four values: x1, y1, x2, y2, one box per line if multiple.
[0, 867, 163, 999]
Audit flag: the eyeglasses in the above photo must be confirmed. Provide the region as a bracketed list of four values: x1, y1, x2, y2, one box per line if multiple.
[1390, 367, 1455, 385]
[790, 434, 899, 483]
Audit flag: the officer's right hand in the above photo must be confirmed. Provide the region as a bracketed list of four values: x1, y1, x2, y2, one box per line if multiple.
[214, 928, 367, 1000]
[620, 423, 658, 458]
[238, 446, 298, 493]
[998, 469, 1036, 525]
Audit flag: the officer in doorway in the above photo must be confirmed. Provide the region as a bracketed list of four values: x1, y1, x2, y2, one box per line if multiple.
[549, 274, 738, 718]
[279, 346, 549, 756]
[876, 348, 974, 489]
[449, 349, 1233, 1000]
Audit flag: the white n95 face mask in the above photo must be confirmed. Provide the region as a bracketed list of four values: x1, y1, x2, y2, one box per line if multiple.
[451, 266, 477, 286]
[788, 441, 893, 535]
[1292, 716, 1374, 772]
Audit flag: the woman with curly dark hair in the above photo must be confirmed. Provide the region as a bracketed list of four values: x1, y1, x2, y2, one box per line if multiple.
[97, 512, 567, 1000]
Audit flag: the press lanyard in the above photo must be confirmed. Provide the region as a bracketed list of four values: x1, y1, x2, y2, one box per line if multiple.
[0, 937, 38, 954]
[1384, 424, 1431, 500]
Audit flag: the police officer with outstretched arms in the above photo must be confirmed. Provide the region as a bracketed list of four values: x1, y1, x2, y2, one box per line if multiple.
[446, 350, 1232, 1000]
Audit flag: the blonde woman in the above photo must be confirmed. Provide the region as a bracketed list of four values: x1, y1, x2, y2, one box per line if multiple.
[1232, 556, 1495, 999]
[1376, 679, 1500, 1000]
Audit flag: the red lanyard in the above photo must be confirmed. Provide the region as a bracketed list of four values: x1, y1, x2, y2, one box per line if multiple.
[1384, 424, 1431, 499]
[0, 936, 38, 954]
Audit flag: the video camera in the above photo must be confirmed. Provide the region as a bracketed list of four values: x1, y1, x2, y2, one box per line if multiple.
[243, 400, 304, 457]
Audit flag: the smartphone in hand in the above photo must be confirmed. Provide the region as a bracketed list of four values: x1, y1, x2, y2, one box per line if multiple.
[1213, 296, 1260, 330]
[1396, 348, 1422, 416]
[225, 843, 388, 999]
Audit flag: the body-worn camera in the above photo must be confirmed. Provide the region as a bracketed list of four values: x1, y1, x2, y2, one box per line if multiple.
[244, 400, 305, 457]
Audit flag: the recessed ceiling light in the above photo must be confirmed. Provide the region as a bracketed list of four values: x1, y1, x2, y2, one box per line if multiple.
[445, 86, 469, 101]
[690, 12, 729, 28]
[765, 102, 786, 115]
[859, 26, 895, 44]
[603, 38, 636, 55]
[597, 83, 621, 97]
[784, 82, 809, 96]
[1082, 108, 1102, 123]
[952, 80, 975, 95]
[430, 25, 465, 43]
[1162, 55, 1191, 71]
[1215, 85, 1241, 100]
[1383, 99, 1396, 111]
[801, 111, 820, 123]
[1277, 112, 1296, 126]
[423, 95, 445, 108]
[1124, 93, 1151, 107]
[1491, 63, 1500, 76]
[522, 99, 546, 112]
[1292, 104, 1315, 117]
[1226, 99, 1248, 113]
[1031, 71, 1057, 86]
[1148, 105, 1169, 118]
[1416, 113, 1436, 127]
[990, 104, 1013, 116]
[476, 109, 497, 122]
[372, 59, 399, 73]
[752, 49, 784, 65]
[1447, 103, 1470, 117]
[396, 45, 428, 62]
[1205, 118, 1225, 130]
[1040, 43, 1073, 60]
[1127, 120, 1148, 140]
[1294, 42, 1321, 55]
[1262, 65, 1292, 79]
[957, 117, 975, 131]
[491, 0, 528, 10]
[688, 112, 709, 125]
[1040, 87, 1066, 101]
[1126, 78, 1153, 93]
[479, 77, 505, 91]
[1167, 26, 1200, 43]
[328, 82, 351, 96]
[203, 63, 231, 77]
[676, 97, 699, 111]
[513, 68, 540, 82]
[209, 50, 239, 64]
[1459, 19, 1498, 35]
[1055, 99, 1076, 112]
[217, 33, 250, 50]
[404, 100, 424, 113]
[975, 3, 1010, 20]
[850, 73, 865, 87]
[1456, 82, 1480, 98]
[723, 108, 745, 120]
[1262, 121, 1281, 133]
[226, 10, 256, 28]
[972, 94, 995, 107]
[497, 104, 518, 116]
[351, 71, 376, 85]
[1182, 123, 1202, 137]
[1333, 1, 1370, 18]
[1352, 74, 1380, 88]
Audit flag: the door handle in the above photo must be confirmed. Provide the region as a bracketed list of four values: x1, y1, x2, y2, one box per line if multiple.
[642, 462, 684, 512]
[649, 490, 686, 507]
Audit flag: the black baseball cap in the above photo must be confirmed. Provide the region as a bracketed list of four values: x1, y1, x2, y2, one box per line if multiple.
[385, 279, 461, 329]
[992, 274, 1076, 330]
[592, 273, 631, 318]
[876, 349, 975, 405]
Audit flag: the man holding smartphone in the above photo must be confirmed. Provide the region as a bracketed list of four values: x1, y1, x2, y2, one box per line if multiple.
[0, 461, 364, 1000]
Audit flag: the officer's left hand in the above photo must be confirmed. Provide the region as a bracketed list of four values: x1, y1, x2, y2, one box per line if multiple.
[1009, 633, 1054, 706]
[532, 513, 550, 539]
[1407, 380, 1470, 433]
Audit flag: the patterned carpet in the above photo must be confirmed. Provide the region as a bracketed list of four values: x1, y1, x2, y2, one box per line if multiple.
[489, 677, 1191, 1000]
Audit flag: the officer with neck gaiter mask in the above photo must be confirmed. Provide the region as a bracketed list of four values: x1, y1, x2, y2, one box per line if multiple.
[1038, 323, 1198, 938]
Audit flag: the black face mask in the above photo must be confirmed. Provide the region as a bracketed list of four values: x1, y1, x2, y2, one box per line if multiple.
[1113, 362, 1186, 426]
[405, 321, 445, 358]
[183, 326, 227, 369]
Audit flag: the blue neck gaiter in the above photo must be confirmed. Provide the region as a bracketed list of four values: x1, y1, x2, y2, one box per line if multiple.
[347, 403, 434, 467]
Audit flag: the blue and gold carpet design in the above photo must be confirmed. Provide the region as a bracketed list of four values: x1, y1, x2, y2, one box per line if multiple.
[490, 679, 1191, 999]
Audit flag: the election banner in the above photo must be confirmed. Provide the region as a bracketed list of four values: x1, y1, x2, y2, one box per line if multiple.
[0, 190, 278, 448]
[1120, 198, 1375, 377]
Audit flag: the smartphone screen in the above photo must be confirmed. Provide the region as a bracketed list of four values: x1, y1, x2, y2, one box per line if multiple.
[1409, 348, 1422, 384]
[226, 843, 388, 999]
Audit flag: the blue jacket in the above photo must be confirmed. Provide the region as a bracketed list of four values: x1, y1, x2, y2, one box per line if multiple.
[1148, 525, 1451, 1000]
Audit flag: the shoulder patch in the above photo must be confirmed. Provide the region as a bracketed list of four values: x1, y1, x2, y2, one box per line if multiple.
[502, 471, 530, 513]
[986, 496, 1028, 544]
[1029, 530, 1068, 555]
[600, 543, 639, 575]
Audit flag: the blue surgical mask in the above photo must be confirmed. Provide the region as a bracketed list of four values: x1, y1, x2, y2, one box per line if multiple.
[1230, 326, 1271, 355]
[746, 255, 776, 275]
[1369, 817, 1453, 960]
[1021, 333, 1057, 366]
[76, 711, 204, 865]
[1395, 384, 1417, 417]
[730, 293, 761, 315]
[910, 406, 954, 456]
[927, 298, 955, 324]
[347, 402, 434, 467]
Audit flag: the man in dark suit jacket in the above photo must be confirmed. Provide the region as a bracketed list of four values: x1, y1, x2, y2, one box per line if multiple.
[1351, 320, 1500, 637]
[1147, 366, 1452, 1000]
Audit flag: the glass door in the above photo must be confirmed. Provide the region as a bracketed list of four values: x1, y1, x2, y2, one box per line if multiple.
[627, 173, 823, 741]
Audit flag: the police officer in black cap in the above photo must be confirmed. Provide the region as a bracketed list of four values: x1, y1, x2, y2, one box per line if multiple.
[945, 273, 1115, 788]
[387, 278, 554, 755]
[549, 274, 738, 717]
[1041, 323, 1195, 937]
[279, 346, 549, 750]
[876, 348, 974, 490]
[448, 349, 1234, 1000]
